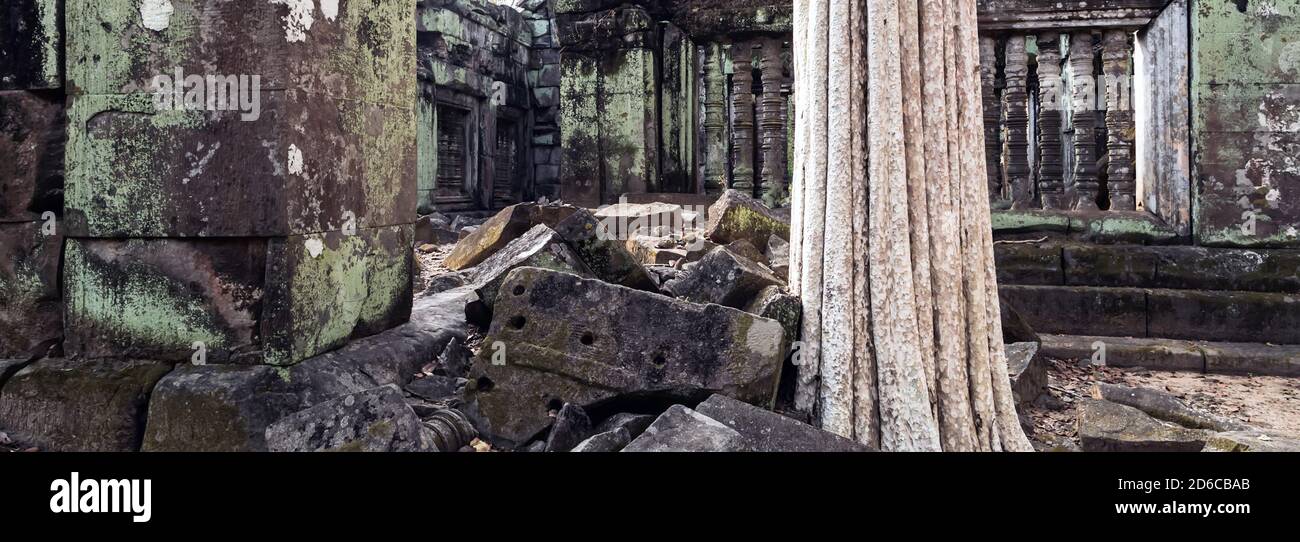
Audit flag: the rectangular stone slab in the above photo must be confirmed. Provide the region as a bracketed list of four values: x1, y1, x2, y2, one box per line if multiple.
[64, 91, 415, 237]
[66, 0, 414, 107]
[64, 225, 413, 365]
[0, 90, 64, 222]
[0, 221, 62, 357]
[0, 358, 174, 452]
[466, 267, 785, 447]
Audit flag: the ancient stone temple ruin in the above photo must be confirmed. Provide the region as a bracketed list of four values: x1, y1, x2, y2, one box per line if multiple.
[1, 0, 1298, 453]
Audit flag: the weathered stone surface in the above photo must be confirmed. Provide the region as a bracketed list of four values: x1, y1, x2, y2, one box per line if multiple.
[1201, 341, 1300, 377]
[745, 285, 801, 356]
[695, 394, 872, 452]
[467, 224, 592, 309]
[1146, 288, 1300, 344]
[990, 210, 1070, 234]
[1063, 244, 1158, 287]
[65, 92, 416, 238]
[0, 91, 64, 221]
[571, 427, 631, 452]
[765, 234, 790, 279]
[994, 242, 1063, 285]
[552, 208, 657, 290]
[444, 203, 580, 270]
[544, 403, 593, 452]
[64, 225, 414, 366]
[625, 235, 688, 266]
[0, 359, 30, 388]
[415, 214, 460, 245]
[705, 189, 790, 245]
[1040, 334, 1205, 372]
[405, 374, 465, 402]
[266, 385, 434, 452]
[594, 412, 656, 438]
[1203, 431, 1300, 452]
[466, 267, 785, 447]
[1151, 246, 1300, 293]
[1069, 212, 1179, 244]
[0, 358, 173, 452]
[66, 0, 413, 106]
[0, 0, 60, 90]
[1091, 383, 1246, 432]
[425, 272, 468, 295]
[592, 201, 686, 239]
[663, 246, 782, 309]
[1006, 342, 1046, 407]
[142, 365, 301, 452]
[434, 336, 475, 379]
[0, 221, 62, 357]
[1000, 298, 1039, 345]
[999, 285, 1146, 338]
[1077, 399, 1208, 452]
[622, 405, 746, 452]
[724, 239, 766, 265]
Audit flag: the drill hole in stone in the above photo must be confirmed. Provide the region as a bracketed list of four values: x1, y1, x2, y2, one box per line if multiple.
[509, 315, 526, 330]
[652, 352, 667, 367]
[580, 331, 595, 346]
[476, 376, 495, 392]
[546, 398, 564, 412]
[512, 284, 525, 296]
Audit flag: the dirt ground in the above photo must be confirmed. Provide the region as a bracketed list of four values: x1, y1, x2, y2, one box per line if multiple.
[1023, 356, 1300, 449]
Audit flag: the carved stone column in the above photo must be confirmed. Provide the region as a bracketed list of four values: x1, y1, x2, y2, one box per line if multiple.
[978, 35, 1002, 202]
[702, 43, 728, 194]
[1001, 35, 1032, 208]
[1069, 31, 1100, 210]
[730, 42, 756, 192]
[758, 39, 789, 206]
[1103, 29, 1136, 210]
[1036, 33, 1066, 210]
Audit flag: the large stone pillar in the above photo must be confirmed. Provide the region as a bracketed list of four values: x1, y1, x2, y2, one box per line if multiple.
[730, 41, 757, 192]
[758, 38, 789, 206]
[60, 1, 416, 366]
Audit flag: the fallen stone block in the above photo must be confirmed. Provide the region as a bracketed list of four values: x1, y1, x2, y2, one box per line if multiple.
[765, 235, 790, 279]
[571, 428, 631, 452]
[593, 201, 687, 239]
[625, 234, 687, 266]
[1090, 383, 1247, 432]
[466, 224, 592, 309]
[1203, 431, 1300, 452]
[622, 405, 747, 452]
[552, 208, 657, 290]
[445, 203, 580, 270]
[663, 246, 782, 309]
[705, 189, 790, 245]
[415, 213, 459, 245]
[0, 358, 174, 451]
[544, 403, 593, 452]
[1006, 342, 1046, 408]
[265, 385, 434, 452]
[466, 267, 785, 447]
[1077, 399, 1208, 452]
[723, 239, 766, 265]
[694, 394, 873, 452]
[745, 286, 801, 352]
[142, 365, 301, 452]
[594, 412, 656, 439]
[405, 375, 465, 402]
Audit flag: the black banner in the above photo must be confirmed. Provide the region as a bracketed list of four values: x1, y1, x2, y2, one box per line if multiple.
[0, 452, 1287, 531]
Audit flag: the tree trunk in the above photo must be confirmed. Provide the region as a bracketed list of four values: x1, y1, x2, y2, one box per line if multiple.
[791, 0, 1032, 452]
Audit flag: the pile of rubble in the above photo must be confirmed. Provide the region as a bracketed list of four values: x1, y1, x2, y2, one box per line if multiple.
[406, 190, 866, 451]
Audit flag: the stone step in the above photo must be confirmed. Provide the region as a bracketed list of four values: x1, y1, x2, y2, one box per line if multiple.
[999, 284, 1300, 344]
[1038, 334, 1300, 377]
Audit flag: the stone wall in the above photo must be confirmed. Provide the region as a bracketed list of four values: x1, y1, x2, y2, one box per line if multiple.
[0, 0, 64, 358]
[1192, 0, 1300, 248]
